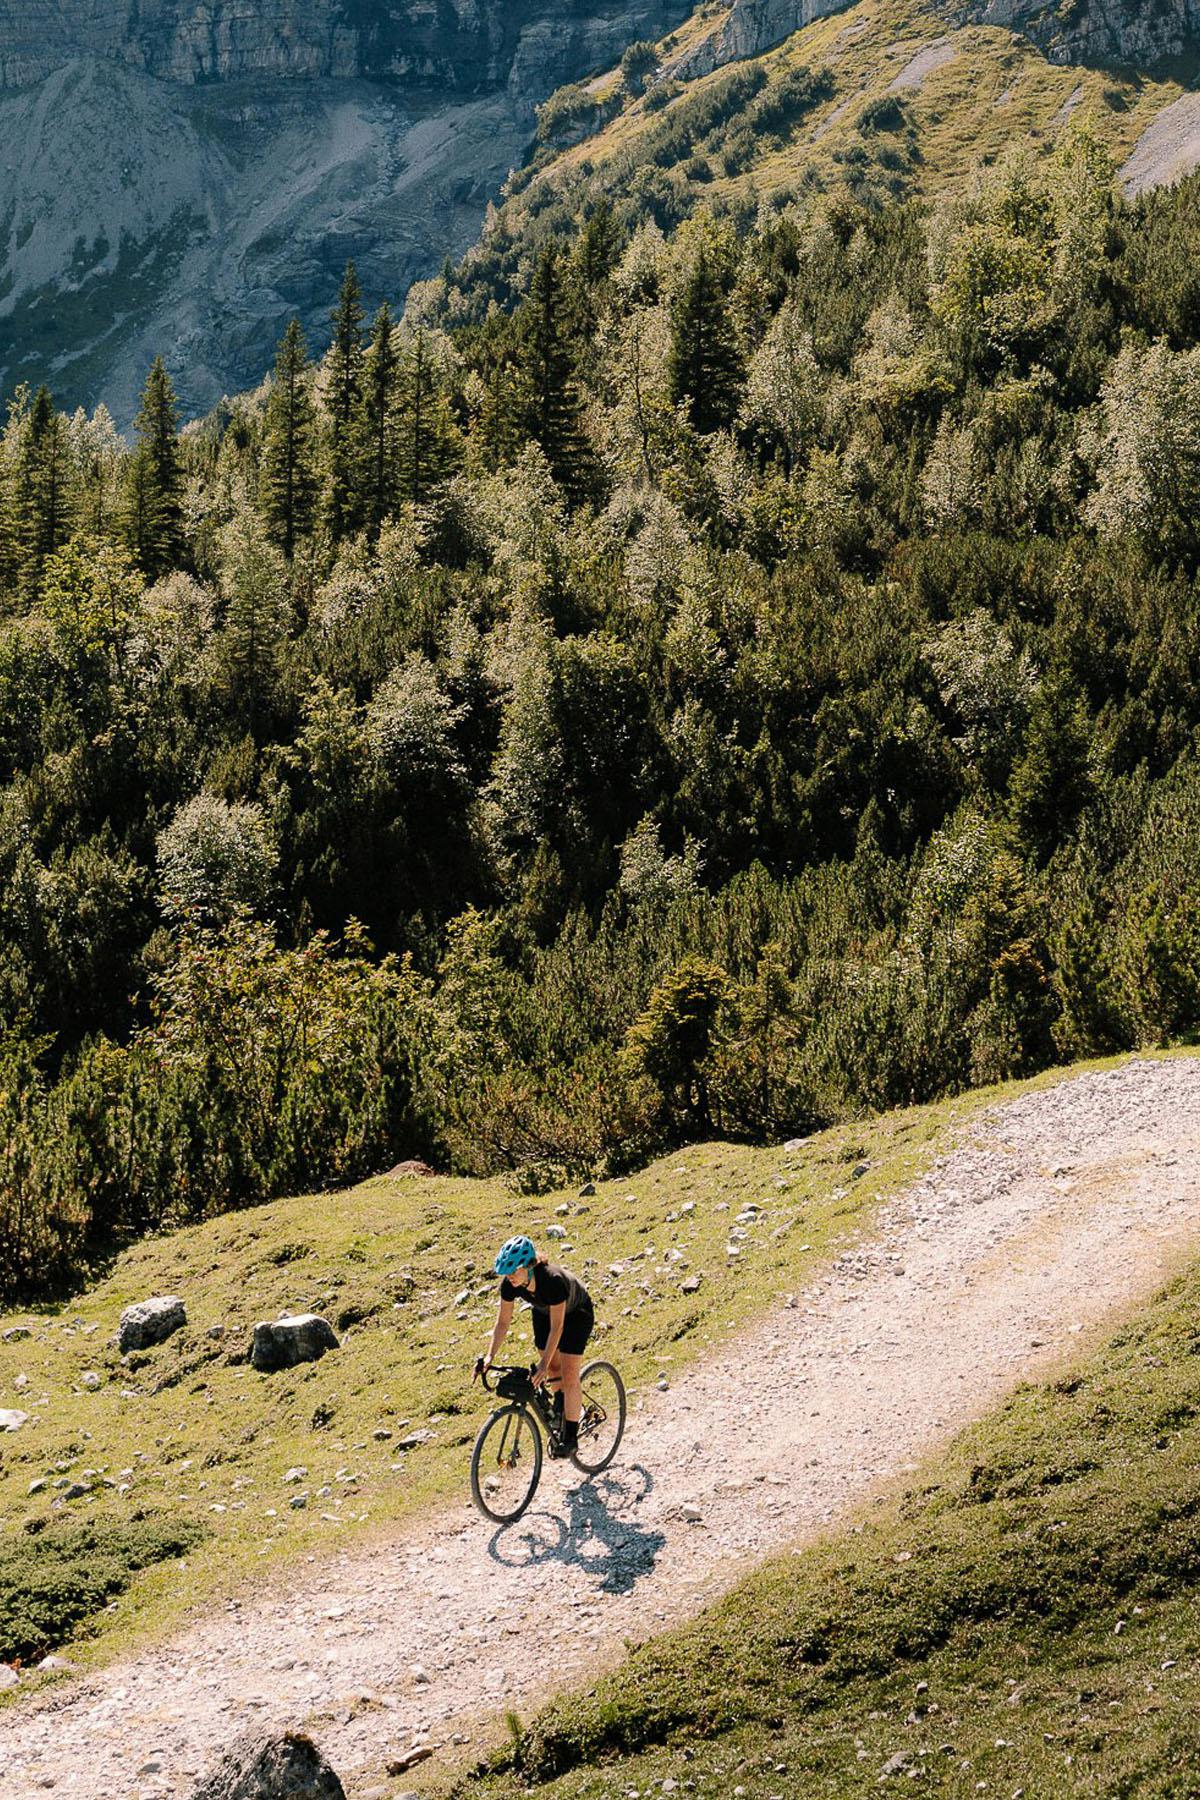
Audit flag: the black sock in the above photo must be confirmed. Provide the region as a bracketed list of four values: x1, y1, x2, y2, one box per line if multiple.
[554, 1390, 565, 1416]
[562, 1418, 579, 1448]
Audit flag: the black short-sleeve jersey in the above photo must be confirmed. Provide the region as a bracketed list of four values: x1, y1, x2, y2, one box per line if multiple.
[500, 1261, 591, 1315]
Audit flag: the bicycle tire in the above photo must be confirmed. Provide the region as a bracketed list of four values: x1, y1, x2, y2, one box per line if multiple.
[470, 1403, 543, 1523]
[571, 1360, 626, 1476]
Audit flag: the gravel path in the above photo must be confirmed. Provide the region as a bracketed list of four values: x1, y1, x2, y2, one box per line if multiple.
[5, 1058, 1200, 1799]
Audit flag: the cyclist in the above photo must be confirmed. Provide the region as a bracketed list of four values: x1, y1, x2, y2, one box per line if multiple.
[475, 1235, 595, 1457]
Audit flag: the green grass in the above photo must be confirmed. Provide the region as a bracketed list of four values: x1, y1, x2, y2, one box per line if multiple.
[449, 1210, 1200, 1798]
[0, 1058, 1108, 1685]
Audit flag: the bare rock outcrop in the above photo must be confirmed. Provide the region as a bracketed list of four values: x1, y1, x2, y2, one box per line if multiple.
[249, 1314, 339, 1373]
[189, 1728, 345, 1800]
[119, 1296, 187, 1355]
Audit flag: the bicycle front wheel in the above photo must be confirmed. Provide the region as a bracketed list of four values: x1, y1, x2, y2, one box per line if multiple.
[471, 1404, 543, 1523]
[571, 1360, 626, 1475]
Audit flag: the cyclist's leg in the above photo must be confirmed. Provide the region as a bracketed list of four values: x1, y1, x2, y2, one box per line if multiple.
[557, 1352, 583, 1424]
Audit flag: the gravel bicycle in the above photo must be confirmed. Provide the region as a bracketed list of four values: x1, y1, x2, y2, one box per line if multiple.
[470, 1359, 627, 1524]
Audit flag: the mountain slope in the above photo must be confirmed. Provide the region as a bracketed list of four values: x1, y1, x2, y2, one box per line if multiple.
[0, 1, 691, 425]
[464, 0, 1200, 300]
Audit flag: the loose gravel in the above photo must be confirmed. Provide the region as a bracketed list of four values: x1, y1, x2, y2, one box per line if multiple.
[3, 1057, 1199, 1799]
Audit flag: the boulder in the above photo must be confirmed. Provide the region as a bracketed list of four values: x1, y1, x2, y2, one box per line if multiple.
[384, 1159, 436, 1178]
[119, 1296, 187, 1354]
[190, 1728, 345, 1800]
[249, 1314, 339, 1374]
[0, 1409, 28, 1432]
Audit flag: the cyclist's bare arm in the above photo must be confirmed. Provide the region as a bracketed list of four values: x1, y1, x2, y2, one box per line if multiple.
[533, 1302, 566, 1385]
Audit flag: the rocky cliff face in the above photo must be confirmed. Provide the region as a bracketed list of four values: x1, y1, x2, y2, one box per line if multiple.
[0, 1, 690, 422]
[961, 0, 1200, 66]
[0, 1, 682, 94]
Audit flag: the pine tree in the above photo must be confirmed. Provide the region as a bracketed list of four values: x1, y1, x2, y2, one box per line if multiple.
[325, 262, 365, 542]
[17, 386, 72, 601]
[260, 319, 318, 558]
[123, 357, 183, 577]
[397, 327, 459, 505]
[519, 246, 589, 497]
[218, 506, 291, 740]
[571, 200, 623, 335]
[358, 302, 400, 541]
[667, 245, 744, 434]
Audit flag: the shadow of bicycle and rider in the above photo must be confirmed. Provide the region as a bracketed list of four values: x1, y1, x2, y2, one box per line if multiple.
[487, 1463, 665, 1595]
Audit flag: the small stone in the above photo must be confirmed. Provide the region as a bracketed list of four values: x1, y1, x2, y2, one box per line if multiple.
[545, 1224, 566, 1240]
[290, 1493, 309, 1510]
[410, 1664, 430, 1684]
[578, 1181, 596, 1196]
[0, 1665, 18, 1689]
[0, 1409, 29, 1432]
[388, 1743, 434, 1774]
[81, 1371, 102, 1390]
[680, 1276, 703, 1294]
[283, 1467, 308, 1484]
[63, 1482, 89, 1501]
[397, 1430, 434, 1450]
[207, 1324, 226, 1340]
[783, 1137, 809, 1151]
[249, 1314, 338, 1374]
[119, 1296, 187, 1355]
[555, 1202, 571, 1216]
[881, 1752, 910, 1776]
[852, 1161, 870, 1180]
[681, 1504, 703, 1523]
[28, 1477, 46, 1495]
[2, 1325, 31, 1341]
[372, 1428, 391, 1441]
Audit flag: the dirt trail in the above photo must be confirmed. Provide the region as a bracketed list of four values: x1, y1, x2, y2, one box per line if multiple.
[5, 1058, 1200, 1799]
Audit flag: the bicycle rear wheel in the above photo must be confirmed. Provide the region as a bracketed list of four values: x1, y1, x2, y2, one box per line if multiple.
[471, 1404, 543, 1523]
[571, 1360, 626, 1475]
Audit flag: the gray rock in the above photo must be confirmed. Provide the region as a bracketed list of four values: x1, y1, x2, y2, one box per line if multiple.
[0, 1664, 18, 1689]
[2, 1325, 31, 1341]
[119, 1296, 187, 1354]
[189, 1728, 346, 1800]
[0, 1409, 28, 1432]
[578, 1181, 596, 1196]
[680, 1276, 703, 1294]
[249, 1315, 339, 1374]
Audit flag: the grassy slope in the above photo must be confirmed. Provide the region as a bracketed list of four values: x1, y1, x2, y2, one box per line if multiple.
[0, 1057, 1139, 1690]
[453, 1209, 1200, 1800]
[0, 1089, 948, 1680]
[507, 0, 1191, 232]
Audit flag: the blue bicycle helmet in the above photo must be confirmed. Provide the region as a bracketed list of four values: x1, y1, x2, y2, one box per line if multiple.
[494, 1234, 536, 1278]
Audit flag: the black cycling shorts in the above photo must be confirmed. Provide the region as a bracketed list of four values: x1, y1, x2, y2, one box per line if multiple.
[533, 1303, 595, 1358]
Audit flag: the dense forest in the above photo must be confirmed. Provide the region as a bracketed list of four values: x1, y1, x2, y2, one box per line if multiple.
[2, 129, 1198, 1298]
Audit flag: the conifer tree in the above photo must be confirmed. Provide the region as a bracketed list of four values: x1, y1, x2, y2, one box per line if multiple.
[519, 246, 589, 497]
[260, 319, 318, 558]
[397, 327, 459, 505]
[571, 199, 623, 334]
[667, 245, 744, 434]
[123, 357, 184, 578]
[17, 386, 72, 600]
[325, 261, 365, 542]
[358, 302, 400, 541]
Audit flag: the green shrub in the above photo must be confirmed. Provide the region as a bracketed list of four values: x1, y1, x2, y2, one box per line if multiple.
[0, 1516, 205, 1664]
